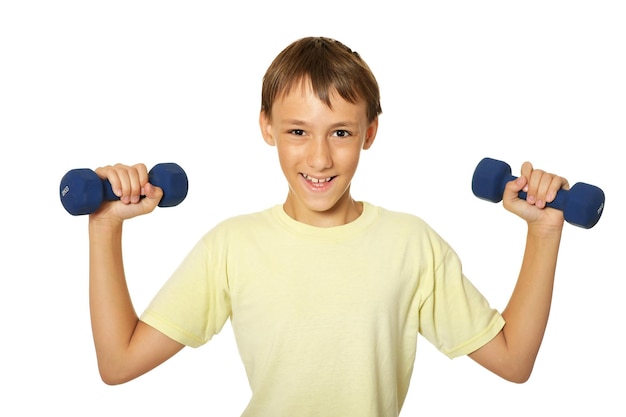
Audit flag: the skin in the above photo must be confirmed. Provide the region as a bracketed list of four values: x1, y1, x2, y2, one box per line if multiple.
[259, 81, 378, 227]
[88, 81, 567, 385]
[468, 166, 567, 382]
[88, 167, 183, 385]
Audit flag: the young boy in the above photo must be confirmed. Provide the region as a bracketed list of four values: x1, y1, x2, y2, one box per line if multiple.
[89, 37, 568, 416]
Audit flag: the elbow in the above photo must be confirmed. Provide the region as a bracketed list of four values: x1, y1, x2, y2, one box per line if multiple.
[97, 360, 136, 386]
[504, 372, 531, 384]
[499, 363, 535, 384]
[99, 368, 130, 386]
[100, 373, 126, 386]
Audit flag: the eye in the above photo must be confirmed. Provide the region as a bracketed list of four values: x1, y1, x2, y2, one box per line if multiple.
[288, 129, 305, 136]
[333, 129, 351, 138]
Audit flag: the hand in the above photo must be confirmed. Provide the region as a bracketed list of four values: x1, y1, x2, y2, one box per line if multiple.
[90, 163, 163, 222]
[502, 162, 569, 232]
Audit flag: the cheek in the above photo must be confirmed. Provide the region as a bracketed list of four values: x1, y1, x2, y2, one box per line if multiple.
[276, 144, 301, 173]
[336, 146, 361, 171]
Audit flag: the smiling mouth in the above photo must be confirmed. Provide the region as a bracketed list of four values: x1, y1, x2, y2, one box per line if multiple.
[301, 173, 336, 184]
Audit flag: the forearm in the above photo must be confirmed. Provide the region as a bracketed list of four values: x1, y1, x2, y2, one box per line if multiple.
[470, 224, 562, 382]
[500, 225, 562, 376]
[89, 218, 139, 379]
[470, 162, 568, 381]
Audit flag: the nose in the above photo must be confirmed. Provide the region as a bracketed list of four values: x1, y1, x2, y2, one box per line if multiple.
[306, 137, 333, 171]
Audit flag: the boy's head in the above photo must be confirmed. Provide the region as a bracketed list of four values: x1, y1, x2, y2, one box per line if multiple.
[261, 37, 382, 123]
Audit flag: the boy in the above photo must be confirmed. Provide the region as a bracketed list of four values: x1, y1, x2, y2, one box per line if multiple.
[89, 37, 568, 416]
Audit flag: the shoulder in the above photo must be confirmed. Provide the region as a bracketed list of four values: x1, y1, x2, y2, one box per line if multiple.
[367, 203, 435, 233]
[198, 206, 278, 242]
[214, 206, 274, 228]
[365, 202, 453, 251]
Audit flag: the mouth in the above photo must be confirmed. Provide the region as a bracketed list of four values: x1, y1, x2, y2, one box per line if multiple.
[300, 173, 336, 184]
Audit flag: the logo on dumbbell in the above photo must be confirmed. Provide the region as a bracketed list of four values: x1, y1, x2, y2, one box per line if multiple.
[597, 202, 604, 215]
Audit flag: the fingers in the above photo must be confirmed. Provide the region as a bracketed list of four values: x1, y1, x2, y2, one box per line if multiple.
[95, 163, 149, 204]
[519, 161, 569, 209]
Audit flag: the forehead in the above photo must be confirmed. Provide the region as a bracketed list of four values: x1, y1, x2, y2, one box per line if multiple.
[273, 79, 367, 118]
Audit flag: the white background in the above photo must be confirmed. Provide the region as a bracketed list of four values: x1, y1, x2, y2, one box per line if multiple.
[1, 1, 624, 415]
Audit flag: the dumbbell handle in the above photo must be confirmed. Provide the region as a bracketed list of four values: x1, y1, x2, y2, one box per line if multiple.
[60, 162, 188, 215]
[95, 176, 155, 203]
[499, 172, 569, 211]
[99, 178, 123, 201]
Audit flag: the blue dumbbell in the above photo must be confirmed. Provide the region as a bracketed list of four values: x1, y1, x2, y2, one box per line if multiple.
[471, 157, 604, 229]
[60, 163, 188, 216]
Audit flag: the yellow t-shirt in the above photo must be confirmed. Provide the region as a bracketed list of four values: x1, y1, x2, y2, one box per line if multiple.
[141, 203, 504, 416]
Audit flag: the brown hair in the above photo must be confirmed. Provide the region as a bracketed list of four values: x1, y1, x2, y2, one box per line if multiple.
[261, 37, 382, 122]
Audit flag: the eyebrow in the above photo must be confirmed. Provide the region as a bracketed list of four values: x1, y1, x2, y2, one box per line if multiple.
[282, 119, 307, 126]
[282, 119, 359, 129]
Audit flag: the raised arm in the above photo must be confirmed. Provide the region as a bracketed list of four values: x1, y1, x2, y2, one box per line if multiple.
[89, 163, 184, 385]
[469, 162, 568, 383]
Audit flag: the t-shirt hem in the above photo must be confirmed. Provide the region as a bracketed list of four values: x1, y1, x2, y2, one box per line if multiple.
[140, 310, 205, 348]
[443, 313, 506, 359]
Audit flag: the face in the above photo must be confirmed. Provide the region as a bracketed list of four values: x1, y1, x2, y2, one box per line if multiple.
[260, 82, 378, 227]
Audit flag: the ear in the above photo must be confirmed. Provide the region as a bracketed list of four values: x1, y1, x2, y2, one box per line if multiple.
[362, 117, 378, 150]
[259, 111, 276, 146]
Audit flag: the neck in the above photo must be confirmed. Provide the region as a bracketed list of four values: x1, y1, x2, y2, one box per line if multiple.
[283, 194, 363, 228]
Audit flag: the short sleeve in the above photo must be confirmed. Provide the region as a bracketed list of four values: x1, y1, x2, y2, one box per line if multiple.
[418, 246, 505, 358]
[140, 230, 232, 348]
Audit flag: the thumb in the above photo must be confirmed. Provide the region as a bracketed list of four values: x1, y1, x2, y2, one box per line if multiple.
[502, 175, 528, 213]
[505, 175, 527, 199]
[142, 183, 164, 205]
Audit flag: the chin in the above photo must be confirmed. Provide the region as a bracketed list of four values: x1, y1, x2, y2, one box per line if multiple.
[302, 198, 341, 213]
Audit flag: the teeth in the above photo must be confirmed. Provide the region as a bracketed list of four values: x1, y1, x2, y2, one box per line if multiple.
[303, 173, 333, 183]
